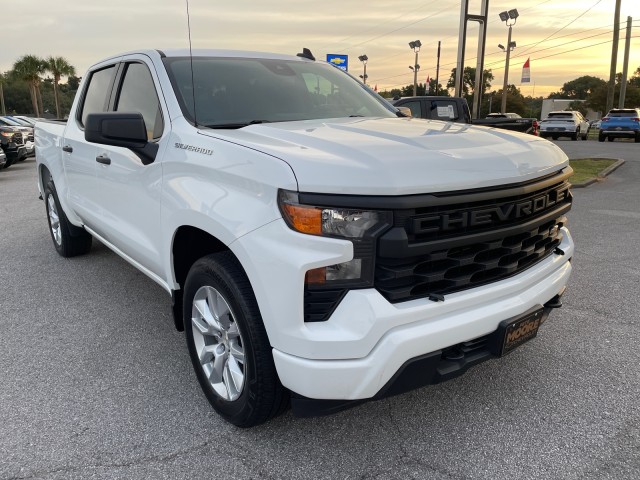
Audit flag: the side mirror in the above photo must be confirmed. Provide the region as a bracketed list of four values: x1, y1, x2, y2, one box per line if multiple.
[396, 106, 412, 117]
[85, 112, 158, 165]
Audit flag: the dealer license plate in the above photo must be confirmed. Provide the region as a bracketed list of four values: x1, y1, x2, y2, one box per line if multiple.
[498, 309, 544, 356]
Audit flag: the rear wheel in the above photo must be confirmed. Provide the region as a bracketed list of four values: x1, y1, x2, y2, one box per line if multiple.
[44, 180, 92, 257]
[572, 131, 578, 141]
[552, 135, 558, 140]
[635, 134, 640, 143]
[607, 136, 614, 142]
[598, 132, 606, 142]
[183, 252, 288, 427]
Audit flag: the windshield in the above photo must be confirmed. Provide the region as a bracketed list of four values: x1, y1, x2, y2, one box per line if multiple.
[0, 117, 22, 126]
[608, 110, 637, 117]
[9, 117, 33, 127]
[163, 56, 397, 128]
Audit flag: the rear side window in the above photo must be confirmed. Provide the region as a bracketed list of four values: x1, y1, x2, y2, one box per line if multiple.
[398, 101, 422, 118]
[430, 100, 460, 121]
[115, 63, 164, 140]
[80, 66, 116, 126]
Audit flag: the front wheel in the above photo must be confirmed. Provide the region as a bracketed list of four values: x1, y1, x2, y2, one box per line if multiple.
[183, 252, 288, 427]
[44, 180, 92, 257]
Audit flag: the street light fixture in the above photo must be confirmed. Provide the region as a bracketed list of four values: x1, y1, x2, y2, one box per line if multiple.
[499, 8, 519, 114]
[358, 55, 368, 85]
[409, 40, 421, 96]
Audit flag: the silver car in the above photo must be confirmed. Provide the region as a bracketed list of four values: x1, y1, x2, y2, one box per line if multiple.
[540, 111, 590, 141]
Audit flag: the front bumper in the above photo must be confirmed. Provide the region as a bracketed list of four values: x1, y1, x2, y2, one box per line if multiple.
[233, 219, 574, 401]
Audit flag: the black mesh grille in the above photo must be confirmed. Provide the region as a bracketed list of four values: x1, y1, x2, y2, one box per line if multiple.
[375, 175, 572, 303]
[376, 217, 565, 303]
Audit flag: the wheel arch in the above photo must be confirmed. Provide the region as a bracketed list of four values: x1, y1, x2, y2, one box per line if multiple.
[171, 225, 240, 331]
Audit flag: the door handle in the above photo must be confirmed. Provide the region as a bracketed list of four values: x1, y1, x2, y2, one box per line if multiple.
[96, 155, 111, 165]
[62, 145, 73, 153]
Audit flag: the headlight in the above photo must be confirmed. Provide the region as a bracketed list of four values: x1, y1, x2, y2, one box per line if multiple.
[278, 189, 391, 287]
[1, 132, 13, 137]
[278, 190, 386, 239]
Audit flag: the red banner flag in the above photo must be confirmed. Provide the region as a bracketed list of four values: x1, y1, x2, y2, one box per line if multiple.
[521, 58, 531, 83]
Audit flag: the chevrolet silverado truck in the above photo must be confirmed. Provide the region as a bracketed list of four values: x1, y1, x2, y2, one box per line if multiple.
[35, 49, 574, 427]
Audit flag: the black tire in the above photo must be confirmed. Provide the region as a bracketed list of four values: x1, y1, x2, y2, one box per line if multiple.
[44, 180, 92, 257]
[582, 129, 589, 140]
[607, 136, 614, 142]
[572, 132, 578, 141]
[599, 132, 605, 142]
[183, 252, 288, 427]
[635, 133, 640, 143]
[551, 135, 558, 140]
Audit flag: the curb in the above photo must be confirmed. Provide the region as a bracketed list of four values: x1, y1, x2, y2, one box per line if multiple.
[571, 158, 625, 188]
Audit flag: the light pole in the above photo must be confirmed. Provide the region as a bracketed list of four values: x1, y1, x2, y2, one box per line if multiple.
[499, 9, 519, 114]
[409, 40, 421, 96]
[358, 55, 368, 85]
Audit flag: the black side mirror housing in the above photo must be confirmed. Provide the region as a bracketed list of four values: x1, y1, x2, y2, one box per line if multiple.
[84, 112, 158, 165]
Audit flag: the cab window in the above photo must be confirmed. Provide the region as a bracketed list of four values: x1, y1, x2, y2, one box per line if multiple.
[115, 63, 164, 140]
[79, 66, 116, 127]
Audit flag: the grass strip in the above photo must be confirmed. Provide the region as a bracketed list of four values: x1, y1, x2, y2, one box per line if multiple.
[569, 158, 617, 184]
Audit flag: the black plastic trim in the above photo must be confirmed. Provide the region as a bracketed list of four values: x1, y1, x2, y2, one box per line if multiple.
[297, 168, 573, 210]
[378, 205, 570, 258]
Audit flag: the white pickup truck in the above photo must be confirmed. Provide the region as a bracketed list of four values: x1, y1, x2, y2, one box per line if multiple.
[36, 48, 574, 427]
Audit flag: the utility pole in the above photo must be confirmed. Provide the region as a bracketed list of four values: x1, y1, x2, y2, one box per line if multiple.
[606, 0, 621, 113]
[435, 41, 441, 96]
[618, 16, 632, 109]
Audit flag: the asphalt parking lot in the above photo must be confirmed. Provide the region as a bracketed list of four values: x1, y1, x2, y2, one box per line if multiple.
[1, 140, 639, 480]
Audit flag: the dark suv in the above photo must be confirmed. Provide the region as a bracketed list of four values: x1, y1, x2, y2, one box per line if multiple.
[0, 126, 27, 168]
[599, 108, 640, 142]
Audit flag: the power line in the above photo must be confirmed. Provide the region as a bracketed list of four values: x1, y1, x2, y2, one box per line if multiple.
[321, 0, 443, 52]
[518, 0, 604, 57]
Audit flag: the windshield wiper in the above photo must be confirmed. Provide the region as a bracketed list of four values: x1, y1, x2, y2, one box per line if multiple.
[208, 120, 272, 129]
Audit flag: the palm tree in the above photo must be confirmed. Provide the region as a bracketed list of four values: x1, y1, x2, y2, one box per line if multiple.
[0, 73, 6, 115]
[45, 57, 76, 119]
[13, 55, 45, 116]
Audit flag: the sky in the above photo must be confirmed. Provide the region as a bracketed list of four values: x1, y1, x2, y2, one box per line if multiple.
[2, 0, 639, 98]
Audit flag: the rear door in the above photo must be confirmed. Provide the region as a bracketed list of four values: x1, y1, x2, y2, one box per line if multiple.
[89, 55, 170, 277]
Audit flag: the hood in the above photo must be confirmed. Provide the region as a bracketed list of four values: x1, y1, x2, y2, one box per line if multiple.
[201, 117, 569, 195]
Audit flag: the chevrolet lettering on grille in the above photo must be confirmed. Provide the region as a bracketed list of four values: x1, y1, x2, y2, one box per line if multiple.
[412, 183, 570, 234]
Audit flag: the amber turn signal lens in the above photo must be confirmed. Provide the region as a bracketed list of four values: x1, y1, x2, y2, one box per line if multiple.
[282, 203, 322, 235]
[305, 267, 326, 285]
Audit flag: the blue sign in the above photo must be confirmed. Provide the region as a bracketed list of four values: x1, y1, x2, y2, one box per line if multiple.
[326, 54, 348, 72]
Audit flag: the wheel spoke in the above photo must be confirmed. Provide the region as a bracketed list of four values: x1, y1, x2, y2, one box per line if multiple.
[229, 340, 244, 366]
[209, 347, 226, 385]
[193, 298, 222, 337]
[223, 360, 243, 400]
[227, 354, 245, 393]
[209, 290, 231, 330]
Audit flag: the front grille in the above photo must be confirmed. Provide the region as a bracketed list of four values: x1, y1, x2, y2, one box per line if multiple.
[13, 133, 24, 145]
[376, 217, 565, 302]
[27, 133, 34, 142]
[375, 171, 572, 303]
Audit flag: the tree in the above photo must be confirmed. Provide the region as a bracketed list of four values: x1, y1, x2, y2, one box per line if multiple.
[13, 55, 45, 116]
[492, 85, 528, 116]
[586, 66, 640, 113]
[549, 75, 606, 100]
[0, 72, 6, 115]
[446, 67, 494, 96]
[45, 56, 76, 119]
[446, 67, 493, 116]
